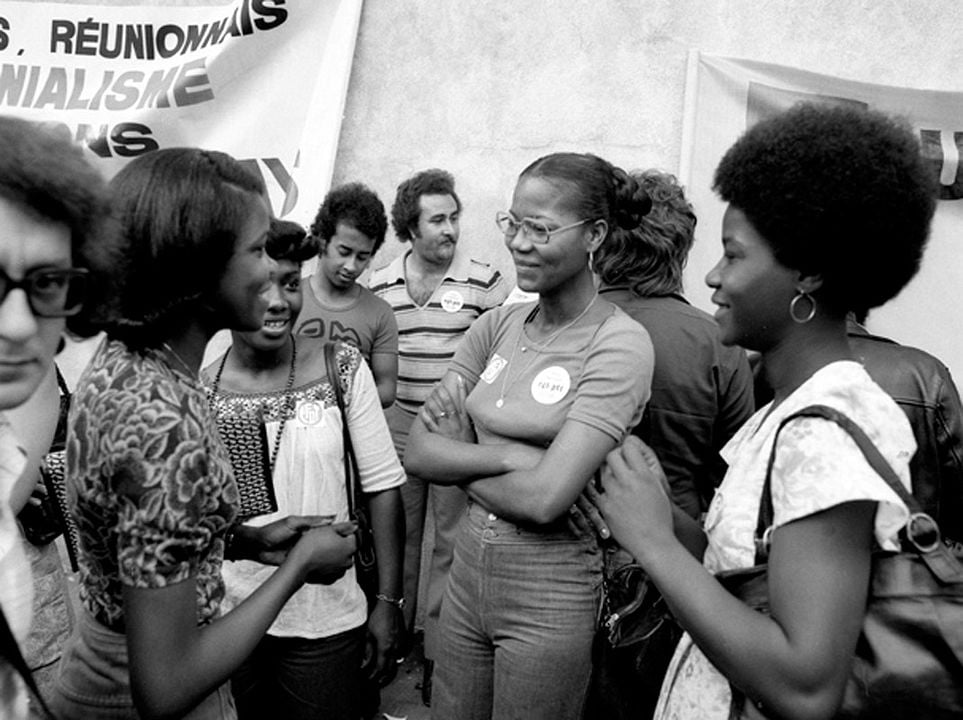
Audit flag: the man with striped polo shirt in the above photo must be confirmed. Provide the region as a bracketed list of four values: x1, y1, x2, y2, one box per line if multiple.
[369, 168, 507, 704]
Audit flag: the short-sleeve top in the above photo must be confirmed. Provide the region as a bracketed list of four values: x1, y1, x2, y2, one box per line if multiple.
[655, 361, 915, 720]
[294, 281, 398, 364]
[369, 250, 508, 415]
[208, 343, 405, 638]
[67, 338, 238, 631]
[450, 297, 653, 452]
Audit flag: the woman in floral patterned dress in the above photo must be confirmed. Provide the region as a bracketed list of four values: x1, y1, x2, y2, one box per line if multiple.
[590, 104, 937, 719]
[51, 149, 358, 720]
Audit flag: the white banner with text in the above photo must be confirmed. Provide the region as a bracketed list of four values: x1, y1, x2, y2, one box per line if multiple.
[0, 0, 362, 223]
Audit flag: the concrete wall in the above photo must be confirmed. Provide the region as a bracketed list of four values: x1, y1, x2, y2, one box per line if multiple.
[335, 0, 963, 291]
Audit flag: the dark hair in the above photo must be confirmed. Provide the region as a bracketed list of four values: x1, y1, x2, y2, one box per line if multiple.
[267, 218, 318, 263]
[87, 147, 267, 346]
[312, 182, 387, 253]
[714, 103, 936, 313]
[594, 169, 696, 296]
[519, 152, 652, 253]
[390, 168, 461, 242]
[0, 116, 110, 338]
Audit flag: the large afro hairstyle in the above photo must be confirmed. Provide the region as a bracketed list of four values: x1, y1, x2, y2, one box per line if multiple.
[713, 102, 936, 314]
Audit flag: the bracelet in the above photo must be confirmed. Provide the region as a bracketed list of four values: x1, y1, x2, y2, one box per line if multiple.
[375, 593, 406, 610]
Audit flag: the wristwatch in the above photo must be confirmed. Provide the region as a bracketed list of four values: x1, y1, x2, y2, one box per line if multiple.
[375, 593, 406, 610]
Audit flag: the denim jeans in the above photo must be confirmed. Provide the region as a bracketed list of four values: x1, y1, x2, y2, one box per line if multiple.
[50, 610, 235, 720]
[231, 625, 367, 720]
[432, 501, 603, 720]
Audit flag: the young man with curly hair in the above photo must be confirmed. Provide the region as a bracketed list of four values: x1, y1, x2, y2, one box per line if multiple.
[295, 183, 399, 408]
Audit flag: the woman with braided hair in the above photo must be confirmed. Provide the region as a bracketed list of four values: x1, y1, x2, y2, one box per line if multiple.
[405, 152, 655, 719]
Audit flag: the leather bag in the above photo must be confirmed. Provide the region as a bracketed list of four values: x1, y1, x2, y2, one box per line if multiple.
[586, 551, 683, 720]
[719, 404, 963, 720]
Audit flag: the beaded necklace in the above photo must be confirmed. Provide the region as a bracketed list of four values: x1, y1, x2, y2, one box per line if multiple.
[211, 335, 298, 471]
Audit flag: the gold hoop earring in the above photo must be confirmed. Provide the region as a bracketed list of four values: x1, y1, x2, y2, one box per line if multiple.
[790, 290, 816, 324]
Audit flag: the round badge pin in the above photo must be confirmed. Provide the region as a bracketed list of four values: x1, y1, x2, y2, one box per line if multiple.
[441, 290, 464, 313]
[530, 366, 571, 405]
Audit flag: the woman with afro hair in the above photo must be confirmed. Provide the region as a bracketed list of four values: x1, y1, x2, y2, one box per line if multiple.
[588, 102, 938, 720]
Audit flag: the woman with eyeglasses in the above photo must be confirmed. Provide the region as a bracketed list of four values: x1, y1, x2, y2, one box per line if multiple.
[50, 148, 358, 720]
[0, 115, 107, 720]
[405, 152, 655, 720]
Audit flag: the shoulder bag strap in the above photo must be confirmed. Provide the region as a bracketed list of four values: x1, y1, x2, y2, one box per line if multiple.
[0, 605, 57, 719]
[757, 404, 963, 581]
[324, 343, 360, 517]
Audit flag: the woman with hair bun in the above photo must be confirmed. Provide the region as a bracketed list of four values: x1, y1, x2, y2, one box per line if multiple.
[590, 103, 938, 720]
[405, 152, 655, 719]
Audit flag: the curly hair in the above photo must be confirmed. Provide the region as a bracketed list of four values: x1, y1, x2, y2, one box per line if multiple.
[390, 168, 461, 242]
[0, 116, 110, 338]
[594, 169, 696, 295]
[519, 153, 652, 251]
[267, 218, 319, 263]
[311, 182, 387, 253]
[714, 102, 936, 313]
[87, 147, 267, 346]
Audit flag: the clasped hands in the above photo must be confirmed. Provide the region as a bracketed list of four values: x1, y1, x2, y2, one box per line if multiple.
[241, 514, 358, 584]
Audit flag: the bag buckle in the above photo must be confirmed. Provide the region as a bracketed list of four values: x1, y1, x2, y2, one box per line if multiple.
[905, 512, 941, 553]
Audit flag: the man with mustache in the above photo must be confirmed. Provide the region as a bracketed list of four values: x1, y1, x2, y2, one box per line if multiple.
[370, 168, 508, 705]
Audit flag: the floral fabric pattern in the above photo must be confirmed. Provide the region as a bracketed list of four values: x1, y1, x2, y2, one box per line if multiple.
[67, 338, 238, 631]
[655, 361, 916, 720]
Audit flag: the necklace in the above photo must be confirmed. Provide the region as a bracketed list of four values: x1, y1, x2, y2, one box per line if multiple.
[495, 293, 597, 409]
[161, 342, 198, 380]
[211, 335, 298, 472]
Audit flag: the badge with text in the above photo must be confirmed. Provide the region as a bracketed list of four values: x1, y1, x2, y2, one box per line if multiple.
[441, 290, 464, 313]
[530, 366, 571, 405]
[297, 400, 324, 426]
[480, 354, 508, 384]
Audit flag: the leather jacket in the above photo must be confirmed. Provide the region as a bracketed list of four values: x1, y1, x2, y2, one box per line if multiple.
[849, 324, 963, 542]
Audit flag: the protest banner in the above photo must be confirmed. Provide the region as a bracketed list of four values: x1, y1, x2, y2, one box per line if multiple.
[0, 0, 362, 223]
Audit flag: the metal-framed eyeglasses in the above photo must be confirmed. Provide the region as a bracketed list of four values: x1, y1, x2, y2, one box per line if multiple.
[495, 211, 592, 244]
[0, 268, 89, 317]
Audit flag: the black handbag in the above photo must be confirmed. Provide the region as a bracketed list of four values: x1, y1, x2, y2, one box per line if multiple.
[323, 342, 378, 602]
[17, 366, 81, 571]
[586, 548, 683, 720]
[718, 404, 963, 720]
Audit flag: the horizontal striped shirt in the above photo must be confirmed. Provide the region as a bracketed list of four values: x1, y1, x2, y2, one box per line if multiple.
[369, 249, 508, 414]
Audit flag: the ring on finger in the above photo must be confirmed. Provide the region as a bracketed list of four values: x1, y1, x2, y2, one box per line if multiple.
[438, 411, 449, 418]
